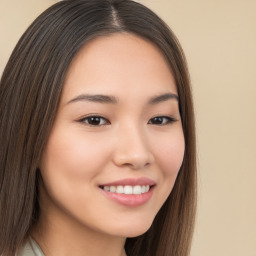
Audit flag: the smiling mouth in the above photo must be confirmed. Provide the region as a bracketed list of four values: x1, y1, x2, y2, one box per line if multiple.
[99, 179, 155, 207]
[99, 185, 154, 195]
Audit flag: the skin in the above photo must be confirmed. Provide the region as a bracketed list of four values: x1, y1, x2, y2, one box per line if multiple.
[33, 33, 185, 256]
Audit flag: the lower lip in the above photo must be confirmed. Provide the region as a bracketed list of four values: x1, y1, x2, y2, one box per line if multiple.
[100, 187, 154, 207]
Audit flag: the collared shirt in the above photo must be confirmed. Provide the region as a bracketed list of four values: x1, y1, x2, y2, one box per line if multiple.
[17, 238, 44, 256]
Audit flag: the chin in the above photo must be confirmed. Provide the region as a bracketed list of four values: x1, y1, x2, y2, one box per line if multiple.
[125, 227, 151, 238]
[110, 218, 154, 238]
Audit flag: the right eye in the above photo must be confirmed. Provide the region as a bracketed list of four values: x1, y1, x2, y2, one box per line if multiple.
[78, 116, 110, 126]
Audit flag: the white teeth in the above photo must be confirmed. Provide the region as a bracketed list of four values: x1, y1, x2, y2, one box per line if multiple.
[103, 186, 110, 191]
[102, 185, 151, 195]
[110, 186, 116, 192]
[124, 185, 133, 194]
[133, 185, 141, 194]
[116, 185, 124, 194]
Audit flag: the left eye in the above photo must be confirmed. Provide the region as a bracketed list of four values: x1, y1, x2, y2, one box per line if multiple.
[148, 116, 176, 125]
[79, 116, 109, 126]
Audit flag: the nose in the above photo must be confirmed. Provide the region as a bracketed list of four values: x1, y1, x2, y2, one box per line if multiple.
[112, 124, 155, 170]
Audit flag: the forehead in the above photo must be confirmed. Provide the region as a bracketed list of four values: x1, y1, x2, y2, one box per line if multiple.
[61, 33, 177, 103]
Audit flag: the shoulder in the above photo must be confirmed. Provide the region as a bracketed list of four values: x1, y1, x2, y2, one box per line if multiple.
[16, 238, 44, 256]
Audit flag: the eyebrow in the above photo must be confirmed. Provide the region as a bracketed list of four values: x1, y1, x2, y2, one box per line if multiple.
[66, 92, 179, 105]
[148, 93, 179, 104]
[66, 94, 118, 105]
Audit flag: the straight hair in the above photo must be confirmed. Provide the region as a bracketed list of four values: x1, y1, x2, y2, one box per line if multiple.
[0, 0, 197, 255]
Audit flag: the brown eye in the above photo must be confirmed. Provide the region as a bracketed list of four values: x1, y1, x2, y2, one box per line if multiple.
[148, 116, 176, 125]
[80, 116, 109, 126]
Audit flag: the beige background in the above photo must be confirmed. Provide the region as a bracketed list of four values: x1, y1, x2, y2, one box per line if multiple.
[0, 0, 255, 255]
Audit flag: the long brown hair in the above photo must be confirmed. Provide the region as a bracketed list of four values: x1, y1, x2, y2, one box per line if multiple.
[0, 0, 197, 255]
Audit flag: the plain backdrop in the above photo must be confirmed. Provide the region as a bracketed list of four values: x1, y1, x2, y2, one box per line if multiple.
[0, 1, 255, 255]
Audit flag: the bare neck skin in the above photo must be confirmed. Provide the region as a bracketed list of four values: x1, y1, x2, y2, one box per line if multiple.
[31, 186, 127, 256]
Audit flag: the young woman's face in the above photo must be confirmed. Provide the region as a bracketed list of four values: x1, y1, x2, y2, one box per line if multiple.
[39, 33, 185, 238]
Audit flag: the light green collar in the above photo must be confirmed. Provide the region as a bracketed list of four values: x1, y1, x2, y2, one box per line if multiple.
[17, 238, 44, 256]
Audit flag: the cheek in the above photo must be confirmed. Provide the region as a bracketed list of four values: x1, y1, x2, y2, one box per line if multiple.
[38, 128, 113, 220]
[39, 128, 111, 187]
[155, 131, 185, 176]
[152, 128, 185, 199]
[161, 139, 185, 174]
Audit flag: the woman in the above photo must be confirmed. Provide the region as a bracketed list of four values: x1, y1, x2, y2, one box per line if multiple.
[0, 0, 197, 255]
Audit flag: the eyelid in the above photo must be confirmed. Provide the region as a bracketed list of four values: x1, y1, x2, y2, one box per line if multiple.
[77, 114, 110, 126]
[76, 114, 178, 126]
[148, 115, 178, 125]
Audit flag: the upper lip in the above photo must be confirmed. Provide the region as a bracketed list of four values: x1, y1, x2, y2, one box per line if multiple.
[99, 177, 156, 187]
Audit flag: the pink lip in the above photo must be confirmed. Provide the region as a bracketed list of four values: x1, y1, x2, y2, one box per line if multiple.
[99, 177, 156, 207]
[99, 177, 156, 187]
[100, 187, 154, 207]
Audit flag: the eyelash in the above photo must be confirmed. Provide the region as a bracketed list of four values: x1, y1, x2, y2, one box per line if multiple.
[78, 116, 110, 126]
[78, 115, 177, 126]
[148, 116, 177, 125]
